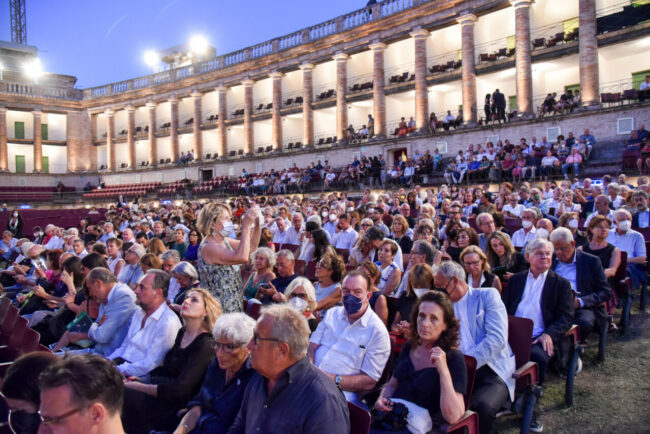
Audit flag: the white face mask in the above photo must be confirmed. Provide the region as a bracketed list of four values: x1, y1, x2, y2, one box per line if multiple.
[13, 213, 18, 217]
[521, 220, 533, 229]
[288, 296, 308, 313]
[220, 221, 234, 237]
[568, 219, 579, 229]
[233, 223, 240, 231]
[321, 211, 328, 218]
[413, 288, 429, 298]
[329, 214, 337, 222]
[617, 220, 631, 232]
[536, 228, 549, 239]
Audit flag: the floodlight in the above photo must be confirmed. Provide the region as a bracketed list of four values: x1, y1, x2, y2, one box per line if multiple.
[24, 58, 43, 80]
[143, 50, 159, 67]
[189, 35, 209, 56]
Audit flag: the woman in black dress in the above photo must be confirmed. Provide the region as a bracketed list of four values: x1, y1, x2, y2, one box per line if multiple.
[390, 263, 434, 336]
[580, 215, 621, 278]
[374, 291, 467, 431]
[484, 93, 492, 124]
[390, 215, 413, 254]
[485, 231, 528, 280]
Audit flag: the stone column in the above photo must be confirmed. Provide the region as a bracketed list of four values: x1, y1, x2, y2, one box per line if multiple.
[191, 91, 203, 160]
[146, 102, 157, 167]
[0, 107, 7, 171]
[217, 87, 228, 158]
[411, 28, 430, 131]
[169, 97, 180, 163]
[334, 53, 349, 142]
[270, 72, 283, 151]
[105, 109, 115, 171]
[511, 0, 533, 116]
[370, 42, 387, 137]
[579, 0, 600, 107]
[300, 63, 315, 146]
[243, 79, 254, 155]
[457, 15, 478, 124]
[126, 105, 136, 169]
[32, 110, 42, 172]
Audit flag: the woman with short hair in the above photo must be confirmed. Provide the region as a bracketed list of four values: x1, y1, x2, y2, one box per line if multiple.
[460, 245, 502, 293]
[243, 247, 276, 301]
[376, 239, 402, 296]
[284, 277, 319, 332]
[314, 251, 346, 312]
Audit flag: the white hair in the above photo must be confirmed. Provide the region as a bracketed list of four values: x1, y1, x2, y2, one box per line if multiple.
[212, 313, 256, 347]
[550, 227, 574, 244]
[285, 277, 317, 311]
[252, 247, 276, 268]
[306, 215, 322, 226]
[525, 238, 554, 256]
[434, 260, 466, 282]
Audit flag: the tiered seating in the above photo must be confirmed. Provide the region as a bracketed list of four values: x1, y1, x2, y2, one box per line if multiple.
[317, 89, 335, 100]
[428, 60, 462, 74]
[349, 81, 373, 92]
[158, 180, 187, 196]
[160, 122, 171, 129]
[192, 176, 230, 194]
[0, 186, 75, 203]
[316, 136, 337, 146]
[82, 182, 161, 200]
[231, 109, 245, 117]
[388, 72, 414, 84]
[478, 48, 514, 63]
[0, 208, 107, 235]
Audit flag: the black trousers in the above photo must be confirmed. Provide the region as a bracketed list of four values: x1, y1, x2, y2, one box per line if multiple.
[574, 307, 604, 342]
[470, 365, 510, 434]
[530, 342, 552, 385]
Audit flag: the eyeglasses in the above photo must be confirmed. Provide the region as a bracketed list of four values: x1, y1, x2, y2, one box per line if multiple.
[316, 261, 328, 269]
[38, 406, 87, 427]
[252, 333, 280, 346]
[289, 292, 308, 300]
[361, 223, 373, 228]
[464, 260, 482, 267]
[213, 341, 238, 354]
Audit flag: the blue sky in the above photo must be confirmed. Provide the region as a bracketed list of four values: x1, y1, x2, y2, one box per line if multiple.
[0, 0, 366, 88]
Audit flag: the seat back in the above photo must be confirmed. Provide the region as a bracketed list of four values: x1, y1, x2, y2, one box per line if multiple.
[18, 328, 41, 356]
[614, 251, 627, 283]
[347, 401, 371, 434]
[0, 297, 11, 325]
[305, 261, 318, 281]
[463, 355, 478, 408]
[6, 315, 28, 350]
[507, 316, 534, 369]
[0, 306, 18, 337]
[247, 302, 262, 320]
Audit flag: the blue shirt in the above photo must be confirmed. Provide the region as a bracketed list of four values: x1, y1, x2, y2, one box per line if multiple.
[579, 133, 596, 145]
[0, 238, 16, 261]
[608, 229, 646, 259]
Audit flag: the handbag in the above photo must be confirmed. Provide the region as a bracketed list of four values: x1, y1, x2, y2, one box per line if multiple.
[370, 402, 409, 431]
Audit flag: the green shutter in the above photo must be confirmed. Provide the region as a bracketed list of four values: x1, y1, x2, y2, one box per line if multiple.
[563, 17, 579, 33]
[15, 155, 25, 173]
[506, 35, 516, 50]
[509, 95, 517, 112]
[41, 123, 48, 140]
[41, 156, 49, 173]
[632, 70, 650, 89]
[14, 122, 24, 139]
[565, 83, 580, 94]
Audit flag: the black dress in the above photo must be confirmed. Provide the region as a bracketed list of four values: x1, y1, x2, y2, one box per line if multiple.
[122, 329, 215, 434]
[504, 251, 529, 274]
[582, 243, 615, 270]
[396, 292, 418, 323]
[392, 235, 413, 254]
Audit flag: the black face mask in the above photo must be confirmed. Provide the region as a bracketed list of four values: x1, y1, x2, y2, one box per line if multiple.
[434, 279, 452, 295]
[9, 410, 41, 434]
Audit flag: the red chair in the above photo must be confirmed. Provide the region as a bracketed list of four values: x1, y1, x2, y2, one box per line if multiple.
[0, 298, 11, 325]
[440, 355, 479, 433]
[294, 259, 306, 277]
[0, 315, 27, 353]
[0, 327, 40, 362]
[0, 307, 18, 344]
[347, 401, 370, 434]
[305, 261, 318, 282]
[335, 248, 350, 263]
[246, 302, 262, 320]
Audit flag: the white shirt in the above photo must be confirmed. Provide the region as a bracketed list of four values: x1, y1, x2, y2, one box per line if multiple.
[332, 227, 359, 250]
[283, 226, 302, 246]
[585, 210, 615, 228]
[44, 236, 64, 250]
[109, 302, 182, 377]
[512, 227, 537, 248]
[311, 305, 391, 401]
[503, 203, 525, 218]
[167, 277, 181, 303]
[514, 270, 548, 338]
[75, 249, 89, 258]
[272, 227, 289, 244]
[641, 81, 650, 91]
[453, 290, 474, 354]
[554, 252, 577, 293]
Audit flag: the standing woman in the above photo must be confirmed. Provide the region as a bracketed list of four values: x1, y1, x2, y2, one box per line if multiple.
[197, 203, 261, 313]
[7, 209, 23, 238]
[484, 93, 492, 124]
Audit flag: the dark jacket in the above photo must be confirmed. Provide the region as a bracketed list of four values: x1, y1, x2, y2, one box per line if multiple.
[551, 249, 612, 309]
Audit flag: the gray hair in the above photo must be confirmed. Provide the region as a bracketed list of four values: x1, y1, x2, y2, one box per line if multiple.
[306, 214, 322, 226]
[477, 212, 494, 226]
[212, 313, 256, 347]
[161, 250, 181, 263]
[285, 277, 317, 311]
[130, 243, 146, 259]
[172, 261, 199, 281]
[433, 260, 466, 282]
[275, 249, 295, 262]
[260, 304, 310, 360]
[66, 228, 79, 237]
[550, 227, 574, 244]
[411, 240, 436, 264]
[613, 208, 632, 221]
[521, 208, 538, 219]
[146, 269, 171, 297]
[87, 267, 118, 285]
[252, 247, 276, 268]
[525, 238, 554, 256]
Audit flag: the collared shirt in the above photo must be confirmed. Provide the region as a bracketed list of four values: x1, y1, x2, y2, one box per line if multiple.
[0, 238, 16, 260]
[637, 210, 650, 229]
[555, 251, 577, 293]
[608, 229, 647, 259]
[109, 302, 182, 377]
[283, 226, 302, 246]
[88, 282, 137, 356]
[311, 306, 391, 387]
[229, 357, 349, 434]
[332, 227, 359, 250]
[454, 290, 474, 353]
[74, 249, 89, 258]
[512, 227, 537, 248]
[515, 270, 548, 338]
[503, 203, 525, 218]
[272, 228, 289, 245]
[116, 263, 143, 286]
[43, 236, 64, 250]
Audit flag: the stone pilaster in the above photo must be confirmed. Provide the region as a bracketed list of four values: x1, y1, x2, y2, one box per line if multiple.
[300, 63, 315, 146]
[169, 97, 180, 163]
[334, 53, 349, 142]
[105, 109, 115, 171]
[33, 110, 42, 172]
[126, 105, 136, 169]
[191, 91, 203, 159]
[66, 110, 94, 173]
[146, 102, 157, 167]
[411, 28, 430, 131]
[579, 0, 600, 107]
[457, 15, 478, 124]
[511, 0, 533, 116]
[270, 72, 283, 151]
[370, 42, 387, 137]
[0, 107, 7, 171]
[217, 87, 228, 158]
[243, 79, 254, 155]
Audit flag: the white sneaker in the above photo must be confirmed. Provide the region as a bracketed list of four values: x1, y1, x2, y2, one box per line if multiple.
[575, 356, 583, 375]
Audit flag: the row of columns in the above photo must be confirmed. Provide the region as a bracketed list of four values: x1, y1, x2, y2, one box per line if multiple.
[89, 0, 600, 172]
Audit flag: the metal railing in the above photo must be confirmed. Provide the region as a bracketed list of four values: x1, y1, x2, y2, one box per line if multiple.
[0, 81, 83, 100]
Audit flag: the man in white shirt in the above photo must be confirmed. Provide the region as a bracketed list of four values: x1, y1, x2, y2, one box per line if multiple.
[502, 193, 525, 218]
[272, 217, 290, 245]
[99, 222, 117, 244]
[43, 226, 64, 250]
[584, 195, 615, 228]
[309, 271, 390, 408]
[72, 238, 89, 258]
[109, 270, 182, 377]
[511, 208, 538, 248]
[283, 212, 304, 246]
[332, 214, 359, 250]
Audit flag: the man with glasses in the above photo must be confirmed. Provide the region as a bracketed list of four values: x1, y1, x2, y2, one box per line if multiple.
[38, 354, 126, 434]
[392, 240, 436, 298]
[230, 305, 349, 433]
[308, 271, 390, 408]
[631, 190, 650, 229]
[116, 243, 145, 288]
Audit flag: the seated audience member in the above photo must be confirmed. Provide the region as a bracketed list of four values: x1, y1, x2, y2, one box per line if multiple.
[631, 190, 650, 229]
[486, 231, 528, 279]
[38, 354, 126, 433]
[503, 193, 525, 218]
[376, 239, 402, 296]
[374, 291, 467, 429]
[503, 238, 574, 384]
[391, 263, 435, 336]
[230, 305, 350, 433]
[279, 277, 320, 332]
[432, 261, 516, 434]
[173, 313, 257, 434]
[169, 261, 201, 312]
[461, 245, 502, 293]
[581, 216, 621, 279]
[608, 209, 647, 288]
[300, 227, 335, 263]
[584, 195, 615, 228]
[53, 267, 137, 355]
[390, 215, 413, 254]
[357, 261, 389, 326]
[557, 212, 588, 248]
[171, 228, 189, 259]
[1, 352, 58, 434]
[161, 250, 182, 299]
[139, 253, 162, 273]
[446, 227, 479, 263]
[309, 271, 391, 407]
[562, 149, 583, 178]
[122, 289, 222, 433]
[109, 270, 183, 377]
[117, 243, 145, 288]
[266, 249, 298, 296]
[312, 251, 346, 312]
[184, 229, 202, 262]
[477, 212, 508, 251]
[550, 228, 612, 345]
[106, 237, 125, 276]
[393, 240, 439, 298]
[511, 208, 538, 248]
[332, 213, 359, 250]
[242, 247, 276, 301]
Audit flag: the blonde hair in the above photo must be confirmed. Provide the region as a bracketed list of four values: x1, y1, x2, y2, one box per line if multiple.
[196, 202, 232, 237]
[185, 288, 223, 332]
[459, 245, 490, 273]
[147, 238, 167, 257]
[391, 215, 409, 237]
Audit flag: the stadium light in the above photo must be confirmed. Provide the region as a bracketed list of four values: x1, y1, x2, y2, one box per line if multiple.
[143, 50, 159, 68]
[24, 58, 43, 81]
[189, 35, 209, 56]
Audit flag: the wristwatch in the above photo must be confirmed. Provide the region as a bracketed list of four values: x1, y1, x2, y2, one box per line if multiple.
[335, 375, 342, 387]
